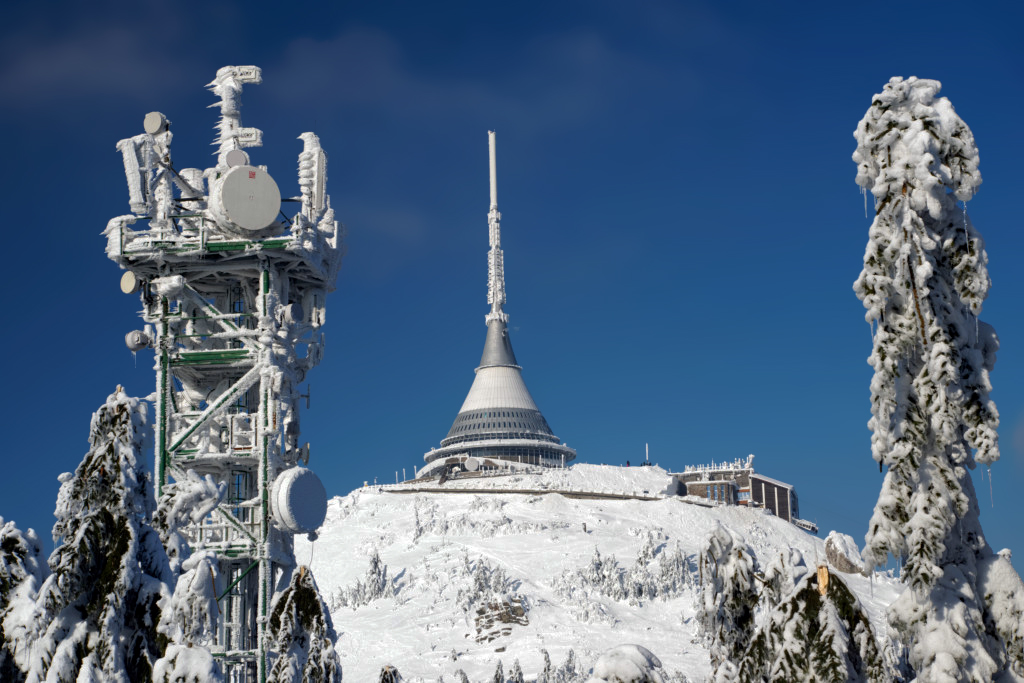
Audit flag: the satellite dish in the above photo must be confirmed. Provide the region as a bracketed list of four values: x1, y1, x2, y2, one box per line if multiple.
[225, 149, 249, 167]
[208, 165, 282, 236]
[125, 330, 151, 352]
[143, 111, 167, 135]
[270, 467, 327, 535]
[464, 457, 480, 472]
[120, 271, 140, 294]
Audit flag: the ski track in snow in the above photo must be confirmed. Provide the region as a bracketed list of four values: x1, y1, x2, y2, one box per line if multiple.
[296, 464, 902, 682]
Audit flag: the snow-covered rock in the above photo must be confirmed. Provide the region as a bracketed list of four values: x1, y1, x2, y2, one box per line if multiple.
[824, 530, 865, 575]
[586, 644, 665, 683]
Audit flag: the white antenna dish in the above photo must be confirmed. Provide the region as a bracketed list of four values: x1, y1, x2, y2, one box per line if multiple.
[225, 149, 249, 167]
[143, 111, 167, 135]
[209, 165, 282, 234]
[270, 466, 327, 535]
[120, 271, 141, 294]
[464, 457, 480, 472]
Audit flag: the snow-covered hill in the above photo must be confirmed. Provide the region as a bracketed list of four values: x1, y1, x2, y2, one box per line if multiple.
[297, 464, 902, 682]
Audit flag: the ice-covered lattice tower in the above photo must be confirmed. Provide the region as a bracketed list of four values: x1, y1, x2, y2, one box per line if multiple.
[106, 66, 341, 681]
[424, 132, 576, 470]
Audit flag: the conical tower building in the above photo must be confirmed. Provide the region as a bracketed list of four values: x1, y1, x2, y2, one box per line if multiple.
[424, 132, 576, 469]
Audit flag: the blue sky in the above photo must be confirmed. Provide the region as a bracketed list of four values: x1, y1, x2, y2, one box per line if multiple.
[1, 0, 1022, 562]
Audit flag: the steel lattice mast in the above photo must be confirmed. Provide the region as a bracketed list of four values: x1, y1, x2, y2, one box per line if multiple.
[486, 131, 508, 325]
[107, 66, 341, 682]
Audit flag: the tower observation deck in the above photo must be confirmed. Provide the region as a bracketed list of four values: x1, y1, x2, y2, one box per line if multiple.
[424, 132, 576, 469]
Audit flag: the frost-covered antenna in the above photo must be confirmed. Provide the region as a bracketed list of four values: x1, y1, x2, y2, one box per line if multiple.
[106, 65, 343, 682]
[486, 130, 508, 324]
[208, 65, 263, 166]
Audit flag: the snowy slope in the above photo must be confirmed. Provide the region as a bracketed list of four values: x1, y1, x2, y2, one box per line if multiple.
[297, 465, 902, 682]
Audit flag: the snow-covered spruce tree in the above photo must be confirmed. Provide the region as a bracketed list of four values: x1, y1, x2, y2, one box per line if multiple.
[735, 568, 884, 683]
[146, 464, 226, 681]
[508, 658, 525, 683]
[758, 548, 808, 610]
[539, 649, 553, 683]
[0, 519, 48, 682]
[554, 649, 582, 683]
[378, 664, 402, 682]
[697, 523, 758, 677]
[151, 468, 225, 575]
[854, 76, 1024, 680]
[332, 550, 397, 610]
[266, 565, 341, 683]
[151, 550, 221, 682]
[24, 388, 172, 683]
[492, 659, 504, 683]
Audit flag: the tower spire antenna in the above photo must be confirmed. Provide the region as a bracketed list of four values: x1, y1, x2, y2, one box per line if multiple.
[486, 130, 507, 324]
[424, 130, 576, 471]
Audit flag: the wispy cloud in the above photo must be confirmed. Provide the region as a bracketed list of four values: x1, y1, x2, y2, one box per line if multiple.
[0, 11, 197, 109]
[264, 23, 696, 137]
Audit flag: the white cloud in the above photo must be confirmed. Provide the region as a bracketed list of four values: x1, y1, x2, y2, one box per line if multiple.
[0, 12, 196, 109]
[263, 23, 696, 137]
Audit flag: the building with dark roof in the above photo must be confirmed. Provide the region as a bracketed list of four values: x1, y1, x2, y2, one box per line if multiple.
[672, 455, 816, 533]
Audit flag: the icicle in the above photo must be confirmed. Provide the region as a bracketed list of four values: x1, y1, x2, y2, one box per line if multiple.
[988, 465, 994, 508]
[863, 186, 869, 218]
[961, 201, 969, 246]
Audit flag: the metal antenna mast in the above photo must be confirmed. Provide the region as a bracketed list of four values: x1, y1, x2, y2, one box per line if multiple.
[108, 66, 342, 682]
[486, 130, 508, 324]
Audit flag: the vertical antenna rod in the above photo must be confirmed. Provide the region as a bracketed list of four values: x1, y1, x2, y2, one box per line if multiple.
[486, 130, 508, 323]
[489, 131, 498, 209]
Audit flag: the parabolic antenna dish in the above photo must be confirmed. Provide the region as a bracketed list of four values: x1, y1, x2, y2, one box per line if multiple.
[143, 111, 167, 135]
[270, 466, 327, 535]
[225, 149, 248, 167]
[209, 164, 282, 235]
[120, 271, 141, 294]
[464, 457, 480, 472]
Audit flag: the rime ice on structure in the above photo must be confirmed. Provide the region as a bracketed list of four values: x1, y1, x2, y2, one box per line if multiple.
[105, 66, 341, 682]
[424, 132, 576, 471]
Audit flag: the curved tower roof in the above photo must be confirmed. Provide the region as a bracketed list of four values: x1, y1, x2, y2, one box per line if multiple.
[424, 132, 576, 469]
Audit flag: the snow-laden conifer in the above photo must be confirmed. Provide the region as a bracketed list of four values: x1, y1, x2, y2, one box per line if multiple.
[266, 565, 341, 683]
[539, 649, 553, 683]
[491, 659, 504, 683]
[697, 523, 758, 676]
[331, 550, 397, 610]
[978, 550, 1024, 676]
[759, 548, 807, 609]
[508, 658, 525, 683]
[378, 663, 402, 682]
[553, 649, 582, 683]
[735, 568, 884, 683]
[23, 389, 171, 683]
[0, 519, 47, 682]
[151, 550, 221, 682]
[152, 469, 225, 574]
[853, 76, 1024, 681]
